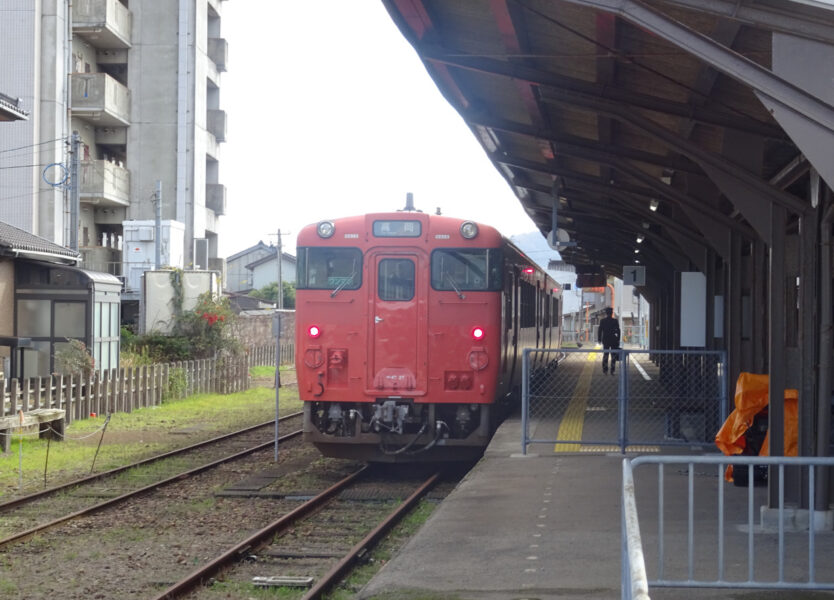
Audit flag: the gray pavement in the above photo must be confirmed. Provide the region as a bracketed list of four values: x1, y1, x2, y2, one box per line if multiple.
[359, 415, 834, 600]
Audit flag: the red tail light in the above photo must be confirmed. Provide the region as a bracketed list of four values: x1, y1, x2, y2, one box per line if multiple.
[307, 325, 322, 338]
[523, 267, 535, 274]
[471, 326, 485, 341]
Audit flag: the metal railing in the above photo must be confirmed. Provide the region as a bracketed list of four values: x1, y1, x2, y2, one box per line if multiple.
[622, 455, 834, 599]
[521, 348, 728, 453]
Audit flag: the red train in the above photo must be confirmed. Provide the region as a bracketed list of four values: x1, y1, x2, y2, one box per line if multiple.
[295, 207, 561, 461]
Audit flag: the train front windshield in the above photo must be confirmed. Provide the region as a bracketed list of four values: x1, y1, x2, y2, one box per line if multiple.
[431, 248, 502, 291]
[297, 247, 362, 291]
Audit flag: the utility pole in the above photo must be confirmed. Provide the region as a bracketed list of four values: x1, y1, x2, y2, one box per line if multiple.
[154, 181, 162, 269]
[271, 229, 286, 462]
[276, 229, 283, 310]
[69, 131, 80, 251]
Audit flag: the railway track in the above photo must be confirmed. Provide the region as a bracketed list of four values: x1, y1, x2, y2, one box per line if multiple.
[0, 412, 303, 548]
[0, 418, 368, 600]
[154, 466, 445, 600]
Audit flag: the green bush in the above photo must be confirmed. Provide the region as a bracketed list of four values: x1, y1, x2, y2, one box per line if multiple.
[120, 346, 155, 368]
[121, 332, 192, 363]
[165, 367, 187, 400]
[175, 292, 240, 358]
[249, 280, 295, 309]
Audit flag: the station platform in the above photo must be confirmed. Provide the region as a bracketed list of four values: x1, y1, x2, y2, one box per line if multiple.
[359, 403, 834, 599]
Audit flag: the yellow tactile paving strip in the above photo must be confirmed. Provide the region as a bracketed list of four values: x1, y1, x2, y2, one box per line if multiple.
[554, 351, 596, 452]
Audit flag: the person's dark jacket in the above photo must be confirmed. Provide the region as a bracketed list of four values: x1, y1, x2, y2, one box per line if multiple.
[598, 316, 621, 346]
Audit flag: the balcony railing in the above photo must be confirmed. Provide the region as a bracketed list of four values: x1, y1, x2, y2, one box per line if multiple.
[79, 247, 123, 278]
[72, 73, 130, 126]
[80, 160, 130, 207]
[72, 0, 132, 49]
[207, 109, 226, 142]
[208, 38, 228, 72]
[206, 183, 226, 215]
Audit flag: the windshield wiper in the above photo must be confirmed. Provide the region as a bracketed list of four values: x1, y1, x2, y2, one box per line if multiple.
[445, 273, 465, 300]
[331, 272, 355, 297]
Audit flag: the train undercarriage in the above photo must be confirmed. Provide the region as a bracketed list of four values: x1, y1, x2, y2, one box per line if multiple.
[303, 399, 500, 462]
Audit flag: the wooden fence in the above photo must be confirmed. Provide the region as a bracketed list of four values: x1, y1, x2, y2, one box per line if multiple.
[247, 343, 295, 367]
[0, 342, 294, 427]
[2, 355, 251, 425]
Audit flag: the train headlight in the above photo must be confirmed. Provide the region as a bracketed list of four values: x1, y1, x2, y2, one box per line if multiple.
[307, 325, 322, 338]
[471, 326, 485, 341]
[317, 220, 335, 238]
[460, 221, 479, 239]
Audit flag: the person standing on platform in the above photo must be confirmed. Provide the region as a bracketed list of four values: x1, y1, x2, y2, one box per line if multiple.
[598, 307, 620, 374]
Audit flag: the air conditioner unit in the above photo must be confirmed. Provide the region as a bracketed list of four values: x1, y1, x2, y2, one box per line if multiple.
[193, 238, 209, 270]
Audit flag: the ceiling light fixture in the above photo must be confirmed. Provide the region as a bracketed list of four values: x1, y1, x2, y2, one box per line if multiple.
[649, 199, 659, 212]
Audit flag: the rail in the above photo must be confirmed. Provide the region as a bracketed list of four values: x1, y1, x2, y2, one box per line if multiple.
[622, 455, 834, 599]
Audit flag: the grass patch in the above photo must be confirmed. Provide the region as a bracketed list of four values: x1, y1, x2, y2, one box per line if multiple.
[206, 581, 299, 598]
[250, 365, 276, 378]
[99, 526, 152, 544]
[0, 386, 302, 499]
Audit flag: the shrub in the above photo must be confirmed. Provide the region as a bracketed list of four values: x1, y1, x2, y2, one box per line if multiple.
[54, 339, 95, 378]
[121, 332, 192, 363]
[164, 367, 187, 400]
[249, 281, 295, 309]
[120, 346, 155, 368]
[175, 292, 240, 359]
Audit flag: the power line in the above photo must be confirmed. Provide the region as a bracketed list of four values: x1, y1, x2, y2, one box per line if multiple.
[0, 137, 64, 155]
[0, 188, 56, 203]
[0, 163, 55, 170]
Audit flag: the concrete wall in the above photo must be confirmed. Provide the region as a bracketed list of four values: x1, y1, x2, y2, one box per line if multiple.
[235, 310, 295, 347]
[127, 1, 180, 226]
[127, 0, 224, 270]
[0, 0, 67, 242]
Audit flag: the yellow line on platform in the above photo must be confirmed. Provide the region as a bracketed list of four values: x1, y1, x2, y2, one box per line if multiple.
[555, 351, 597, 452]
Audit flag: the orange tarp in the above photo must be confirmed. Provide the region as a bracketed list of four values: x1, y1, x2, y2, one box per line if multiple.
[715, 372, 798, 482]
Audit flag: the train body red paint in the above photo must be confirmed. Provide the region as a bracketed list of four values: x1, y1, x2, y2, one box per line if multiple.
[296, 211, 561, 462]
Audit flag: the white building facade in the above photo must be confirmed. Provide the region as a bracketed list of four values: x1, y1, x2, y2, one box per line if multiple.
[0, 0, 228, 298]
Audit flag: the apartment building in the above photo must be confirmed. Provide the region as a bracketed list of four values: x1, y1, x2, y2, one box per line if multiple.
[0, 0, 228, 299]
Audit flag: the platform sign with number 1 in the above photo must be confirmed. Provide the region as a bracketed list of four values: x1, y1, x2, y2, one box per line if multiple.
[623, 265, 646, 286]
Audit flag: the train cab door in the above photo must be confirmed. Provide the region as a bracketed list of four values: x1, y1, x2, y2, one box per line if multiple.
[367, 250, 427, 395]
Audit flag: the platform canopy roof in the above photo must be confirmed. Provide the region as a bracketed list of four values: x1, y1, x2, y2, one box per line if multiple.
[382, 0, 834, 291]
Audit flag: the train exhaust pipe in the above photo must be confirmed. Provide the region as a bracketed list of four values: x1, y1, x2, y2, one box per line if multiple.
[401, 192, 421, 213]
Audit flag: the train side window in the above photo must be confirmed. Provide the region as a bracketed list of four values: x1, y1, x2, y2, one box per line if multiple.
[520, 281, 535, 327]
[378, 258, 415, 301]
[297, 247, 362, 291]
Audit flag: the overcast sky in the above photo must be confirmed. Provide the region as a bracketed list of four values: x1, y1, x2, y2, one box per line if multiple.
[219, 1, 539, 257]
